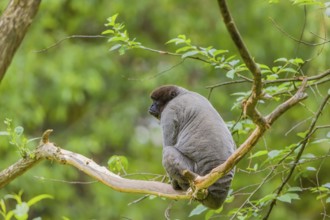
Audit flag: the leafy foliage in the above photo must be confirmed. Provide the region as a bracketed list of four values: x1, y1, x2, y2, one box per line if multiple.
[0, 0, 329, 220]
[102, 14, 142, 55]
[0, 119, 38, 158]
[0, 191, 53, 220]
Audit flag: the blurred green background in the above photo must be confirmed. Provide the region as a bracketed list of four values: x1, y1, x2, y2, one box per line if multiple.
[0, 1, 329, 219]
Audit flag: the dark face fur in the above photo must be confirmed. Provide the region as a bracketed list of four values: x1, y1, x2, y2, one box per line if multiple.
[149, 85, 179, 119]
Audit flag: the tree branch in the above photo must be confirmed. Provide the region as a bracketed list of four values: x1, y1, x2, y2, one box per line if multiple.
[0, 79, 310, 205]
[217, 0, 266, 127]
[266, 78, 308, 125]
[0, 0, 41, 83]
[0, 130, 188, 200]
[265, 68, 330, 85]
[0, 156, 42, 189]
[192, 78, 308, 190]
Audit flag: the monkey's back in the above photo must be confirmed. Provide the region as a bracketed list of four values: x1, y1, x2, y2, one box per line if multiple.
[165, 91, 235, 175]
[159, 86, 235, 209]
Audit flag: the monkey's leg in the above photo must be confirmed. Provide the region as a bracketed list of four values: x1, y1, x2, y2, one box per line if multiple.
[201, 172, 233, 209]
[162, 146, 195, 190]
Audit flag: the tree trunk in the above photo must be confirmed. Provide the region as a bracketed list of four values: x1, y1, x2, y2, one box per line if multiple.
[0, 0, 41, 83]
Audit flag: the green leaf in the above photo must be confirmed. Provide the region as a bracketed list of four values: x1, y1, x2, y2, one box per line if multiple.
[266, 74, 278, 80]
[249, 150, 268, 159]
[181, 50, 199, 59]
[175, 46, 193, 53]
[14, 126, 24, 136]
[105, 13, 119, 26]
[166, 35, 190, 45]
[274, 57, 288, 63]
[277, 193, 300, 203]
[268, 150, 281, 159]
[189, 204, 207, 217]
[101, 29, 114, 35]
[256, 193, 277, 205]
[316, 193, 328, 200]
[306, 166, 316, 172]
[292, 58, 304, 65]
[272, 66, 279, 73]
[13, 202, 29, 219]
[108, 155, 129, 174]
[279, 67, 298, 74]
[259, 63, 271, 70]
[27, 194, 53, 206]
[108, 36, 127, 43]
[288, 187, 303, 192]
[212, 49, 228, 57]
[109, 44, 122, 51]
[165, 38, 179, 45]
[226, 69, 236, 79]
[302, 153, 315, 159]
[297, 131, 308, 138]
[323, 183, 330, 189]
[326, 197, 330, 203]
[0, 199, 6, 214]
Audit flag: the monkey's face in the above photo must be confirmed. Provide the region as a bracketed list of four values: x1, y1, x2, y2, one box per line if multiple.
[149, 85, 179, 120]
[149, 100, 162, 119]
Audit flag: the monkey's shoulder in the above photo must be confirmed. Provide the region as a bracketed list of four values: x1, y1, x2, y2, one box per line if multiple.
[166, 91, 215, 115]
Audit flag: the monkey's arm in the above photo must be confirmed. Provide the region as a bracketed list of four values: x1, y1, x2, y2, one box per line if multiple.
[162, 146, 195, 190]
[160, 108, 179, 146]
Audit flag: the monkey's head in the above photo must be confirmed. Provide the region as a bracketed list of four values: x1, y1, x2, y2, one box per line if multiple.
[149, 85, 180, 119]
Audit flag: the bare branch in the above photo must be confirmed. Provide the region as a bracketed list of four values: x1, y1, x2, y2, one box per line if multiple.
[33, 35, 107, 53]
[0, 135, 189, 200]
[0, 157, 42, 189]
[269, 17, 330, 47]
[38, 143, 188, 199]
[266, 78, 308, 125]
[265, 69, 330, 85]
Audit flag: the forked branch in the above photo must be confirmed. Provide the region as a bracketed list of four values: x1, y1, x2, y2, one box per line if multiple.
[0, 131, 187, 200]
[193, 78, 308, 190]
[217, 0, 266, 127]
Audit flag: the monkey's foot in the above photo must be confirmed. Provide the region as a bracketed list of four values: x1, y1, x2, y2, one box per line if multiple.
[194, 188, 208, 200]
[187, 187, 208, 201]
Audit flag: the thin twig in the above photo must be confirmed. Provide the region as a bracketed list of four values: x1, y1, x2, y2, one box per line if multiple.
[269, 17, 330, 47]
[294, 6, 308, 55]
[263, 94, 330, 220]
[206, 79, 250, 89]
[34, 35, 108, 53]
[34, 35, 211, 65]
[265, 69, 330, 85]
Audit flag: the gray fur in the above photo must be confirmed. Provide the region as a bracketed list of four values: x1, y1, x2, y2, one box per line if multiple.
[159, 86, 235, 209]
